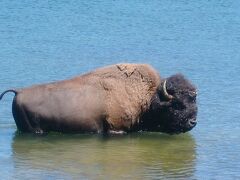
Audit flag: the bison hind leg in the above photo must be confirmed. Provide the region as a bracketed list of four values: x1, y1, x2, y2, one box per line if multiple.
[12, 97, 44, 135]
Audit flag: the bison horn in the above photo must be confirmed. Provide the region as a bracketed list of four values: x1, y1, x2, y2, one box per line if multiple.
[163, 80, 173, 100]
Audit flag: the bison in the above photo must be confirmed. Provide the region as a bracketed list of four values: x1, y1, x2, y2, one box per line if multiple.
[0, 63, 198, 135]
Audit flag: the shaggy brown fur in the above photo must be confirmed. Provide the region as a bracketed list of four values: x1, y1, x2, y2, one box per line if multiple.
[0, 63, 197, 134]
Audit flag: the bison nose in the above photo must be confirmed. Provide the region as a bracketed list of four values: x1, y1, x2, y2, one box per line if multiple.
[188, 118, 197, 127]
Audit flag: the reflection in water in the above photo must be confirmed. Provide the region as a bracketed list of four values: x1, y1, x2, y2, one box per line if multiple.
[12, 133, 196, 179]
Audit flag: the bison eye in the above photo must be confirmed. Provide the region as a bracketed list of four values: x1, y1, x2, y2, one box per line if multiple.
[172, 101, 185, 110]
[188, 95, 196, 103]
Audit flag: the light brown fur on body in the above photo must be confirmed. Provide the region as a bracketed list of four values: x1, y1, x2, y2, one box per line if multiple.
[13, 63, 161, 133]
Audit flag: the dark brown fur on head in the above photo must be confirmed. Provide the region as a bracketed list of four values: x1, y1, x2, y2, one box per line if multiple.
[140, 74, 198, 134]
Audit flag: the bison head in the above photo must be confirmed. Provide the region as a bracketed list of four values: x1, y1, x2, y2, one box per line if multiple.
[140, 74, 198, 134]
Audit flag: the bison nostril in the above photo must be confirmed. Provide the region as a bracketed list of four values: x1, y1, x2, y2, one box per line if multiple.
[188, 119, 197, 127]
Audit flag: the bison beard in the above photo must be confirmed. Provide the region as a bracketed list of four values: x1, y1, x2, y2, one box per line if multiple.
[0, 64, 198, 135]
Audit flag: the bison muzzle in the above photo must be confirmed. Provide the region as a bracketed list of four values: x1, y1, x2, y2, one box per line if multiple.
[0, 63, 198, 135]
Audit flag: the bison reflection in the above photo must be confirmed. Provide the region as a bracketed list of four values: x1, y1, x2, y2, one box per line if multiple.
[12, 133, 196, 179]
[0, 63, 198, 134]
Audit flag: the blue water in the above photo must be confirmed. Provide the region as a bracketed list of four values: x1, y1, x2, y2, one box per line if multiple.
[0, 1, 240, 179]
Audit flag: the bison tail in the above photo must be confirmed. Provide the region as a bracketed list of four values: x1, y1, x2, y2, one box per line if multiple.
[0, 89, 18, 101]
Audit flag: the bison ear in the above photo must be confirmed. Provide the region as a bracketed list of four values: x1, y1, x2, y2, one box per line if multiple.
[150, 93, 172, 112]
[150, 94, 161, 111]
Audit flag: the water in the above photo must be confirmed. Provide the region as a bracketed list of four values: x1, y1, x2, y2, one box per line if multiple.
[0, 0, 239, 179]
